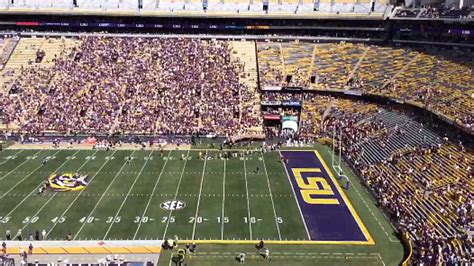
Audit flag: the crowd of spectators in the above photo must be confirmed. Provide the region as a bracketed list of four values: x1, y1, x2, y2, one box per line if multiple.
[1, 37, 260, 136]
[298, 94, 473, 264]
[261, 91, 302, 102]
[393, 6, 473, 19]
[419, 7, 473, 19]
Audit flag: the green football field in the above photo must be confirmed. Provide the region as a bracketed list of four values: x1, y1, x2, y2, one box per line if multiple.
[0, 145, 404, 265]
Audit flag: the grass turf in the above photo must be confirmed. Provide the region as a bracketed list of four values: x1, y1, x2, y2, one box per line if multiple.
[0, 145, 404, 265]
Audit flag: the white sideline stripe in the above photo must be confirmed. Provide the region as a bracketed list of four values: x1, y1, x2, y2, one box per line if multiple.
[0, 150, 58, 198]
[103, 150, 154, 239]
[133, 150, 172, 240]
[73, 150, 136, 240]
[46, 150, 118, 238]
[162, 150, 191, 239]
[191, 151, 208, 240]
[243, 157, 252, 240]
[261, 152, 282, 240]
[377, 253, 386, 266]
[14, 150, 98, 239]
[0, 150, 24, 167]
[278, 151, 311, 240]
[220, 159, 226, 240]
[0, 150, 41, 181]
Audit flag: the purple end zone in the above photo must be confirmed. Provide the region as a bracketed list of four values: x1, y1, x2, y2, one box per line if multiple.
[281, 151, 369, 242]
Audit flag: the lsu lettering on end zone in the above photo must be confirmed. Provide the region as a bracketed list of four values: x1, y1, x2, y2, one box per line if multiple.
[280, 150, 374, 245]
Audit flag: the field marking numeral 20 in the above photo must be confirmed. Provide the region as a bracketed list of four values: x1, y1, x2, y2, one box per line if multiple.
[189, 216, 208, 223]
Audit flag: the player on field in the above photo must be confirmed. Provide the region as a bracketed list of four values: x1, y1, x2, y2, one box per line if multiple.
[42, 157, 47, 165]
[5, 228, 11, 240]
[236, 252, 246, 264]
[17, 229, 22, 241]
[255, 166, 260, 174]
[126, 156, 132, 165]
[262, 248, 270, 260]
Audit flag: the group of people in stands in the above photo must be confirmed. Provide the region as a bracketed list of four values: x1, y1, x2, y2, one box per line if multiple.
[1, 37, 260, 137]
[298, 94, 472, 264]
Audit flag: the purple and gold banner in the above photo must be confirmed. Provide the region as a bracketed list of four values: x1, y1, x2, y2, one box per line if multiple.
[280, 150, 374, 244]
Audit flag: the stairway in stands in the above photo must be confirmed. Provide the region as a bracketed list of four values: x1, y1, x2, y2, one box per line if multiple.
[230, 41, 262, 134]
[354, 109, 441, 166]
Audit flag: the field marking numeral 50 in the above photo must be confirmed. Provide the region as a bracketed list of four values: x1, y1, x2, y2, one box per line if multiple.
[22, 216, 39, 224]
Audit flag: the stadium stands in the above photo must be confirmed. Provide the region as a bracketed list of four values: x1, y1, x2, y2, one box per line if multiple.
[0, 0, 388, 16]
[0, 37, 260, 136]
[299, 94, 473, 264]
[257, 42, 473, 130]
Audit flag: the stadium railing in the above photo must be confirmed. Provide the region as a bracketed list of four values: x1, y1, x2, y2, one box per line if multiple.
[401, 232, 413, 266]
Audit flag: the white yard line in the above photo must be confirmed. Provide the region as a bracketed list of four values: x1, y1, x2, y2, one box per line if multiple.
[220, 159, 226, 240]
[132, 150, 172, 240]
[243, 157, 253, 240]
[0, 150, 72, 219]
[162, 150, 191, 239]
[0, 150, 41, 181]
[14, 150, 99, 239]
[377, 253, 386, 266]
[278, 151, 311, 240]
[73, 150, 136, 240]
[103, 151, 154, 239]
[191, 151, 208, 240]
[0, 150, 24, 167]
[261, 152, 282, 240]
[46, 150, 118, 238]
[0, 149, 64, 198]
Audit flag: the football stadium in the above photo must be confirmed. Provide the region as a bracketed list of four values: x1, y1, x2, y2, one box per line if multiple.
[0, 0, 472, 265]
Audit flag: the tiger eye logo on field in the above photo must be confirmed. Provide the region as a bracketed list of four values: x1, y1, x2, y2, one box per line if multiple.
[48, 173, 89, 192]
[160, 200, 186, 211]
